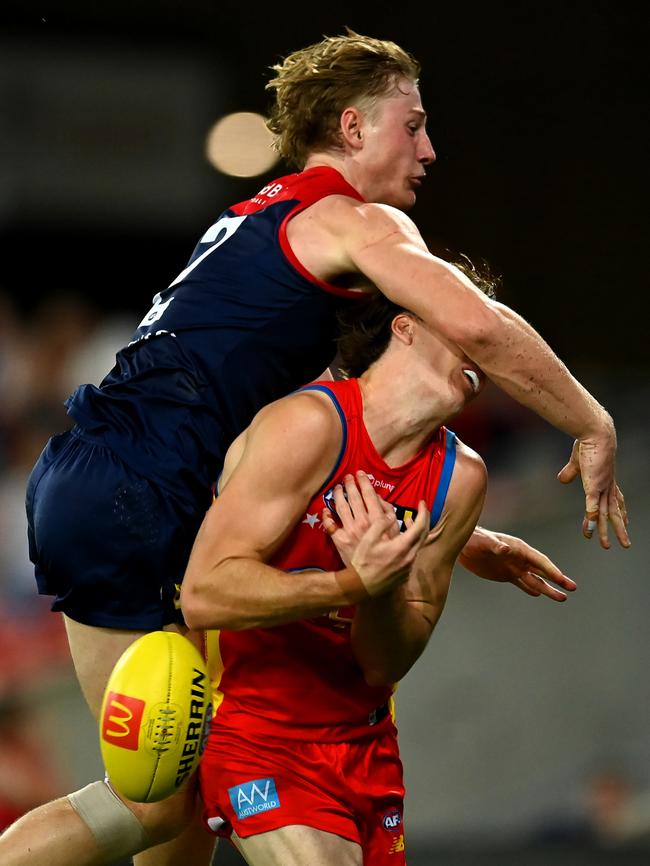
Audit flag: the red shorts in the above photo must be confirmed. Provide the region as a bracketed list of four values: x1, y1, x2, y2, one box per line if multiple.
[199, 727, 406, 865]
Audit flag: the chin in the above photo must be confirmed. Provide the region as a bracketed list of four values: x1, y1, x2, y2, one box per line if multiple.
[392, 190, 416, 211]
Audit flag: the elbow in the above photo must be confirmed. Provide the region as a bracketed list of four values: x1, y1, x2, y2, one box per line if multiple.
[180, 593, 208, 631]
[180, 584, 218, 631]
[181, 583, 251, 631]
[361, 663, 403, 689]
[448, 299, 506, 354]
[363, 669, 394, 689]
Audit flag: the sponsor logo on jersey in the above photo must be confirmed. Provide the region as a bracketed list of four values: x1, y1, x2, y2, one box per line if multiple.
[228, 777, 281, 820]
[383, 808, 403, 832]
[388, 833, 405, 854]
[366, 473, 396, 493]
[323, 487, 418, 534]
[101, 691, 146, 751]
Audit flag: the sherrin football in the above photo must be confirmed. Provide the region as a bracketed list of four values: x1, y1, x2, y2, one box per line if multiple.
[99, 631, 212, 803]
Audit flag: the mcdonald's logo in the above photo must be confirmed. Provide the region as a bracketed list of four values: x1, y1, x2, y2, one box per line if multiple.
[101, 691, 145, 751]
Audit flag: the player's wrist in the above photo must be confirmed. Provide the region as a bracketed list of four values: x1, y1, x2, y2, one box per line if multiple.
[334, 566, 371, 605]
[575, 404, 614, 442]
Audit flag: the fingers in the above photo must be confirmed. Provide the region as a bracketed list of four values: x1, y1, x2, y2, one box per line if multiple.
[582, 484, 631, 549]
[518, 544, 577, 592]
[321, 508, 338, 537]
[607, 483, 631, 548]
[342, 472, 368, 525]
[333, 471, 395, 533]
[597, 491, 611, 550]
[616, 484, 629, 526]
[557, 440, 580, 484]
[401, 500, 430, 548]
[517, 573, 569, 602]
[557, 462, 580, 484]
[355, 471, 391, 521]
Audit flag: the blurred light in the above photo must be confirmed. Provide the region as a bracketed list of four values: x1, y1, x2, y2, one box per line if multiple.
[205, 112, 278, 177]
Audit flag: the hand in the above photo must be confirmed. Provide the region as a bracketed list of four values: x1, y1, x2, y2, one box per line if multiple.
[322, 471, 429, 596]
[458, 526, 577, 602]
[321, 471, 400, 566]
[557, 423, 630, 550]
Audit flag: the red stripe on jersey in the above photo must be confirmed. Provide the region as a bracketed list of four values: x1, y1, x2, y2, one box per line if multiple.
[230, 166, 369, 299]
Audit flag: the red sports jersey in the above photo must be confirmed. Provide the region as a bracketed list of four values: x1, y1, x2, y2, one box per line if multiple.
[206, 378, 457, 741]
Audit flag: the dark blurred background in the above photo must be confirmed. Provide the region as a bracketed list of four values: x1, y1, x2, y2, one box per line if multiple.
[0, 3, 648, 864]
[2, 1, 648, 371]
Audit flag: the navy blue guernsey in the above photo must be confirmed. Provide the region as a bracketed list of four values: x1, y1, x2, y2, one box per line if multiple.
[65, 167, 366, 509]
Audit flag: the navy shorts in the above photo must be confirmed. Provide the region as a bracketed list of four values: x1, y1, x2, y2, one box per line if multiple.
[25, 428, 206, 630]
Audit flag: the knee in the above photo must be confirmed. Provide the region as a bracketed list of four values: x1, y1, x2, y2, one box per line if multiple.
[67, 777, 197, 859]
[128, 784, 197, 844]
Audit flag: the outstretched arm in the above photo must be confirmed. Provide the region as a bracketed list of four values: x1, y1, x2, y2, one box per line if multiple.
[306, 195, 630, 549]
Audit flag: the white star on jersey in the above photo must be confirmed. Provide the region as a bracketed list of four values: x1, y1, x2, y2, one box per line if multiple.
[303, 513, 320, 528]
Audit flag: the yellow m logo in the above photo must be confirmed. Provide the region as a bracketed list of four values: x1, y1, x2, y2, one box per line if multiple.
[107, 701, 133, 737]
[102, 691, 145, 750]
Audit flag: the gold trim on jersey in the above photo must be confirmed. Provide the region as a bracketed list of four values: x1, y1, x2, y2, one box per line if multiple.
[205, 630, 226, 716]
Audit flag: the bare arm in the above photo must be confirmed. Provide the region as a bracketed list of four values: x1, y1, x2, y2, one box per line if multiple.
[291, 196, 629, 548]
[181, 392, 429, 630]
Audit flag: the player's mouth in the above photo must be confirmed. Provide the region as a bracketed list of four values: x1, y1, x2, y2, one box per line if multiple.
[462, 368, 481, 394]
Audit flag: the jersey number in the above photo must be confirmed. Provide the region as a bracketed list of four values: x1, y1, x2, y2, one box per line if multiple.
[168, 214, 247, 288]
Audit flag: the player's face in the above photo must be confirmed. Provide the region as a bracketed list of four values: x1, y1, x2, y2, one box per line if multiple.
[412, 318, 486, 413]
[358, 78, 436, 210]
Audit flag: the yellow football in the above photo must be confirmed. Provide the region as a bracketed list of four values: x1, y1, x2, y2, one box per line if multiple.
[99, 631, 212, 803]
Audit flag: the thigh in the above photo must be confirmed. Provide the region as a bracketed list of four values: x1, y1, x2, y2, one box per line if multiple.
[64, 616, 187, 720]
[28, 431, 199, 629]
[232, 824, 362, 866]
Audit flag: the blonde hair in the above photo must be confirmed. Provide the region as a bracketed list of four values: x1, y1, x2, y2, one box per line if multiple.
[266, 30, 420, 169]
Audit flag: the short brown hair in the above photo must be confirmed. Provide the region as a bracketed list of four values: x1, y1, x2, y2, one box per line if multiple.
[336, 257, 500, 378]
[266, 30, 420, 169]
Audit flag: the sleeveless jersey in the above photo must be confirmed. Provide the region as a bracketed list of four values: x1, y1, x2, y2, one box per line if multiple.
[206, 378, 457, 742]
[64, 167, 365, 507]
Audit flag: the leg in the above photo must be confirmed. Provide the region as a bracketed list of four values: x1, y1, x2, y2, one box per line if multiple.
[233, 824, 362, 866]
[135, 788, 216, 866]
[0, 617, 211, 866]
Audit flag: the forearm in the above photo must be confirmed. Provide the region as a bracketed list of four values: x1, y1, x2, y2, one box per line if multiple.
[351, 588, 435, 687]
[458, 299, 612, 440]
[181, 557, 365, 630]
[383, 250, 611, 439]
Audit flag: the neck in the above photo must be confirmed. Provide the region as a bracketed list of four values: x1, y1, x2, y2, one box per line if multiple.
[303, 152, 366, 199]
[357, 358, 457, 467]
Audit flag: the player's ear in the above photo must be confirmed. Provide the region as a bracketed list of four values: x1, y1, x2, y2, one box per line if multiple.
[391, 313, 415, 345]
[340, 107, 364, 150]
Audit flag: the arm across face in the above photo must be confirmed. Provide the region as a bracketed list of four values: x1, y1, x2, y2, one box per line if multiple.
[289, 193, 629, 550]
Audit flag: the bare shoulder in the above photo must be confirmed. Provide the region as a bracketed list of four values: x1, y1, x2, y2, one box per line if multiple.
[222, 388, 344, 494]
[249, 388, 342, 441]
[447, 437, 488, 506]
[305, 195, 425, 244]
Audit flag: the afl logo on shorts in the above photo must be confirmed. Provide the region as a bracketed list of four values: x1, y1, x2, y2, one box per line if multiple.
[383, 808, 402, 832]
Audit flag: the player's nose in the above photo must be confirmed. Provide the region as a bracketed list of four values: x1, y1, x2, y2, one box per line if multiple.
[419, 133, 436, 165]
